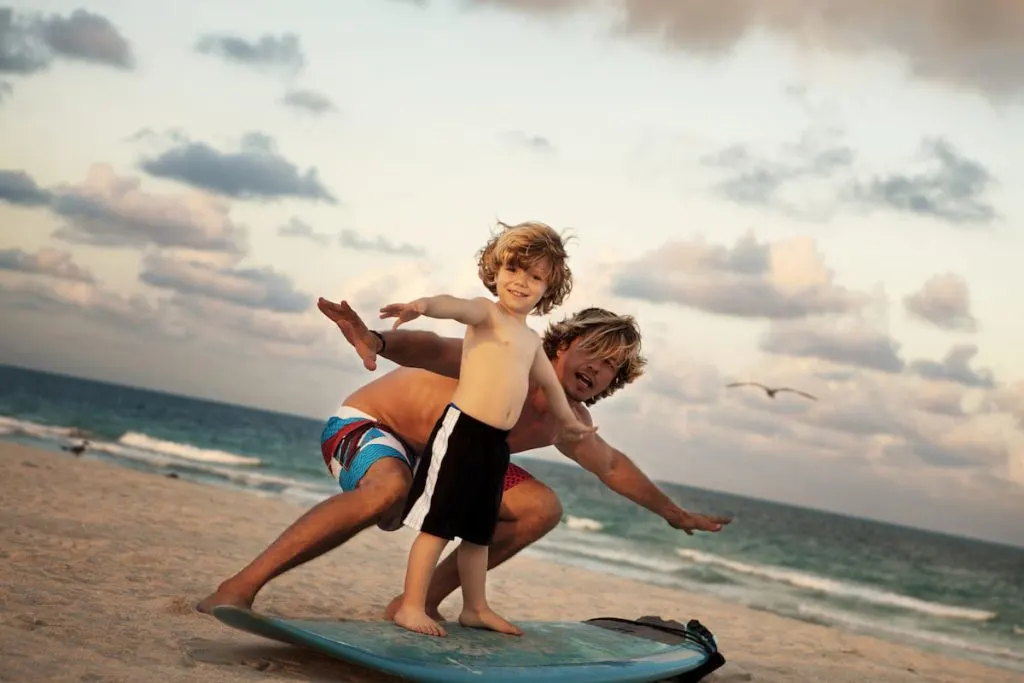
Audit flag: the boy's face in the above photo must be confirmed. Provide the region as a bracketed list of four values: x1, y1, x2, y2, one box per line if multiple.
[495, 257, 551, 315]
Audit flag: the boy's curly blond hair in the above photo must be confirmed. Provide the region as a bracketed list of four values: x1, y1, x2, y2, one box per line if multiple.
[542, 307, 646, 405]
[477, 220, 573, 316]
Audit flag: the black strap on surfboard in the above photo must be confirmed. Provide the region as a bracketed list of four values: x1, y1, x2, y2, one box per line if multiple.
[583, 616, 727, 682]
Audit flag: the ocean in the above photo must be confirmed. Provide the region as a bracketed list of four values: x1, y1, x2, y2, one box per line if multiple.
[2, 364, 1022, 673]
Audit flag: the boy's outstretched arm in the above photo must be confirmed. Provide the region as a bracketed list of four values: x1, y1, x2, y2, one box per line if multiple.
[380, 295, 491, 328]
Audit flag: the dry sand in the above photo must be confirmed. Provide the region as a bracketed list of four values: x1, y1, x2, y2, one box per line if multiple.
[0, 443, 1016, 683]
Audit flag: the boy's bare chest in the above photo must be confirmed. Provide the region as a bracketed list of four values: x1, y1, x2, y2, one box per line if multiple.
[473, 319, 538, 358]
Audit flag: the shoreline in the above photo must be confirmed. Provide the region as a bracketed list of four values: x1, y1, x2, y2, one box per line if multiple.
[1, 442, 1018, 683]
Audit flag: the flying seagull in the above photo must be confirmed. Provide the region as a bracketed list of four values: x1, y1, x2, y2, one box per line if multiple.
[726, 382, 818, 401]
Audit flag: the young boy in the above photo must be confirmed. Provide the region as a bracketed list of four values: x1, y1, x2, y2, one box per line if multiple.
[379, 221, 597, 638]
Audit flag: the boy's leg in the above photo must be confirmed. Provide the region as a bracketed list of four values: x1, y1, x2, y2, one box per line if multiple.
[385, 472, 562, 620]
[393, 532, 450, 637]
[196, 457, 411, 613]
[456, 542, 522, 635]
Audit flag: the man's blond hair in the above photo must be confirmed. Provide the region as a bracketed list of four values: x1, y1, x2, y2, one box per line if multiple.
[477, 221, 573, 316]
[542, 307, 646, 405]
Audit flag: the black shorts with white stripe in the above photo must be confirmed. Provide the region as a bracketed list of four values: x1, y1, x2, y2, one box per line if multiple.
[401, 402, 511, 546]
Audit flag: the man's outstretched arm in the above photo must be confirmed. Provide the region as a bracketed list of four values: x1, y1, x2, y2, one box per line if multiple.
[318, 297, 465, 378]
[556, 421, 732, 535]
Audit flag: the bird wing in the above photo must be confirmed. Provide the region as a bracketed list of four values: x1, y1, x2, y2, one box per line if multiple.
[777, 387, 818, 400]
[726, 382, 767, 390]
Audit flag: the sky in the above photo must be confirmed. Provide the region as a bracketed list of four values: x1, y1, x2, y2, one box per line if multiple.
[2, 0, 1023, 546]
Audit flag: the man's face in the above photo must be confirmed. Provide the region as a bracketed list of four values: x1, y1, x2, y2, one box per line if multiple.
[550, 336, 620, 403]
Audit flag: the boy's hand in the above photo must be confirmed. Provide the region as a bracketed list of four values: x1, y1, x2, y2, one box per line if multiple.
[555, 420, 598, 443]
[379, 300, 426, 329]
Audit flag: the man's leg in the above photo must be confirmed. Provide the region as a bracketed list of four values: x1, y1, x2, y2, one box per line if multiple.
[196, 458, 412, 613]
[385, 471, 563, 620]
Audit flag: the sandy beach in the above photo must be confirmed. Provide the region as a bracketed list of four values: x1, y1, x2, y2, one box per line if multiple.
[0, 443, 1016, 683]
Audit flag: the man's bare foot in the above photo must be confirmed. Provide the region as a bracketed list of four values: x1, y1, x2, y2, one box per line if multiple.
[459, 607, 522, 636]
[394, 605, 447, 637]
[195, 585, 254, 615]
[385, 593, 443, 622]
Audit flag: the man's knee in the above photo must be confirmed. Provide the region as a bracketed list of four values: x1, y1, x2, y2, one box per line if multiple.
[357, 457, 413, 517]
[502, 479, 563, 533]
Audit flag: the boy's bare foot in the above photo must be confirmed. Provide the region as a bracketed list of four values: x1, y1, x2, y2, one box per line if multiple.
[394, 605, 447, 637]
[459, 607, 522, 636]
[385, 593, 443, 622]
[195, 584, 254, 614]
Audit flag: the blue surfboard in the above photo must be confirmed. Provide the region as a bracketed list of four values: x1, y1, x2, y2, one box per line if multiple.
[212, 605, 725, 682]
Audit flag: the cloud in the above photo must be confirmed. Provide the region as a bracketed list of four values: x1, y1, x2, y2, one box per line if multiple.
[760, 321, 905, 373]
[609, 347, 1022, 505]
[195, 32, 304, 75]
[0, 248, 95, 282]
[503, 130, 556, 154]
[278, 217, 331, 245]
[702, 116, 853, 219]
[167, 295, 325, 346]
[48, 164, 246, 254]
[463, 1, 1024, 101]
[340, 229, 426, 257]
[610, 231, 864, 319]
[0, 7, 133, 74]
[912, 380, 968, 417]
[643, 358, 724, 406]
[38, 8, 134, 69]
[903, 273, 977, 332]
[0, 276, 158, 330]
[459, 0, 591, 15]
[848, 138, 996, 226]
[139, 252, 310, 314]
[0, 80, 11, 102]
[139, 132, 337, 204]
[0, 169, 51, 206]
[908, 344, 995, 388]
[281, 89, 337, 115]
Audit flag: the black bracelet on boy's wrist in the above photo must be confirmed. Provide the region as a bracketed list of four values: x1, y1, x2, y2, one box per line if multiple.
[370, 330, 386, 355]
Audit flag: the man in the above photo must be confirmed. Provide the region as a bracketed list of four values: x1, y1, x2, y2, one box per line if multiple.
[197, 298, 731, 618]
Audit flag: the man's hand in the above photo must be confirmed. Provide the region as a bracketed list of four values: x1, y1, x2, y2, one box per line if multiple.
[317, 297, 381, 371]
[379, 300, 427, 329]
[664, 507, 733, 536]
